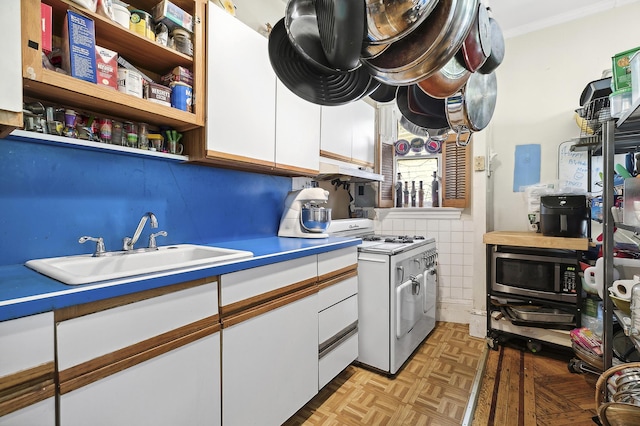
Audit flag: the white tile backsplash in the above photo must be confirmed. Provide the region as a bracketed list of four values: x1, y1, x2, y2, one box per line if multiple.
[374, 215, 476, 307]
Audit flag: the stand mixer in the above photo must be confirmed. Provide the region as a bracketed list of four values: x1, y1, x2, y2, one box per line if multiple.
[278, 188, 332, 238]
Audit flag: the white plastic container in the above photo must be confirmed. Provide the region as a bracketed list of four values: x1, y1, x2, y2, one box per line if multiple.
[610, 88, 633, 118]
[112, 3, 130, 28]
[631, 51, 640, 106]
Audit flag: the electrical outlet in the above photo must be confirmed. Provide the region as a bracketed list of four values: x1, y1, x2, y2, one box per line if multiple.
[474, 156, 486, 171]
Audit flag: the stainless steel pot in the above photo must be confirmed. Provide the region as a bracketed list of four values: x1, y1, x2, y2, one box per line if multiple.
[362, 0, 479, 85]
[417, 55, 470, 99]
[445, 70, 497, 143]
[364, 0, 440, 45]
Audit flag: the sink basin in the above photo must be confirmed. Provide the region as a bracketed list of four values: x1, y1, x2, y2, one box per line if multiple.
[25, 244, 253, 285]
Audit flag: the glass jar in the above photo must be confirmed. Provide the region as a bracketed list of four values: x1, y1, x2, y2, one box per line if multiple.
[171, 29, 193, 56]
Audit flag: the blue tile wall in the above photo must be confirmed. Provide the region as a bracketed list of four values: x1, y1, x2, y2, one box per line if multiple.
[0, 135, 291, 266]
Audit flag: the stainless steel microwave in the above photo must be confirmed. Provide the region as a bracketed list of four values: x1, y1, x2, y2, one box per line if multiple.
[491, 246, 578, 303]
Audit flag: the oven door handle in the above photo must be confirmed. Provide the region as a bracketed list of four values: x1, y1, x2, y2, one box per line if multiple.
[357, 256, 388, 263]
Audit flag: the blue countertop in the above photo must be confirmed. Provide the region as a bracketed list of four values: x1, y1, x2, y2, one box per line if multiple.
[0, 236, 361, 322]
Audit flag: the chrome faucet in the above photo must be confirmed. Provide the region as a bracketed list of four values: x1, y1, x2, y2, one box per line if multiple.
[123, 212, 159, 251]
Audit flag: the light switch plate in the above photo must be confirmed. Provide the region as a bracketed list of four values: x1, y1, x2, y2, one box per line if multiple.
[474, 156, 486, 171]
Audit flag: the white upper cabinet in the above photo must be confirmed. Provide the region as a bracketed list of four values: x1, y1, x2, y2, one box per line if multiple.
[275, 80, 321, 174]
[207, 4, 277, 167]
[350, 101, 377, 166]
[320, 101, 376, 167]
[0, 0, 24, 137]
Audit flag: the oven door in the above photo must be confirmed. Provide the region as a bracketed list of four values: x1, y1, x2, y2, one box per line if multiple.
[396, 273, 424, 338]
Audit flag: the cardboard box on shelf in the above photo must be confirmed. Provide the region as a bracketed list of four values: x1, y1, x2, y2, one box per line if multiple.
[41, 3, 52, 54]
[153, 0, 193, 33]
[61, 10, 97, 83]
[145, 82, 172, 107]
[95, 46, 118, 89]
[161, 66, 193, 86]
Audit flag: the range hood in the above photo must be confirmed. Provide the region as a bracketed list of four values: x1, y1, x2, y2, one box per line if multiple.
[316, 161, 384, 183]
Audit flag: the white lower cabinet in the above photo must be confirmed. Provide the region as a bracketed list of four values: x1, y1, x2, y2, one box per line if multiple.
[56, 280, 221, 426]
[0, 312, 55, 426]
[220, 257, 318, 426]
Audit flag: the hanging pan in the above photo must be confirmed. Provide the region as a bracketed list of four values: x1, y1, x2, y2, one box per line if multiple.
[364, 0, 440, 45]
[315, 0, 365, 71]
[397, 86, 449, 130]
[445, 70, 497, 143]
[368, 82, 398, 103]
[478, 11, 505, 74]
[417, 55, 470, 99]
[269, 18, 377, 106]
[362, 0, 479, 85]
[284, 0, 337, 73]
[455, 2, 492, 72]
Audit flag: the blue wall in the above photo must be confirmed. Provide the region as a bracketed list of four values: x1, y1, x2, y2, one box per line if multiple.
[0, 135, 291, 266]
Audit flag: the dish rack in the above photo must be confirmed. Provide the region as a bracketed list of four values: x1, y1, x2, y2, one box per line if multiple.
[572, 97, 611, 151]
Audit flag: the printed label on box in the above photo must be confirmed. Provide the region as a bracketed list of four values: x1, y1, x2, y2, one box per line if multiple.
[63, 11, 97, 83]
[95, 46, 118, 89]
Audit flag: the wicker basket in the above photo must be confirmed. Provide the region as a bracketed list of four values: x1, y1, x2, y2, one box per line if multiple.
[595, 362, 640, 425]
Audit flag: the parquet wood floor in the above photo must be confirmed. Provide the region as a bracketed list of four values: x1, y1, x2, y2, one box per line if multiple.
[284, 322, 485, 426]
[472, 343, 598, 426]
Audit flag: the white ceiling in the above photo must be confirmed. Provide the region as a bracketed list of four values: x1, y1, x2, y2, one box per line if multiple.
[231, 0, 640, 39]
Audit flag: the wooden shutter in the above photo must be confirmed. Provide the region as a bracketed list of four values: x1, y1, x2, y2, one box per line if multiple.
[442, 134, 471, 208]
[378, 142, 395, 208]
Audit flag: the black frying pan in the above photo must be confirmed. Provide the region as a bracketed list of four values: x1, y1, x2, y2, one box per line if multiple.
[396, 86, 449, 130]
[368, 82, 398, 103]
[315, 0, 365, 71]
[269, 18, 375, 106]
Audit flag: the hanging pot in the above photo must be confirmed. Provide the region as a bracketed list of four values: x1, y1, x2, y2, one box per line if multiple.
[455, 3, 491, 72]
[364, 0, 440, 46]
[315, 0, 365, 71]
[478, 13, 505, 74]
[362, 0, 479, 85]
[445, 71, 497, 142]
[269, 18, 377, 106]
[417, 55, 470, 99]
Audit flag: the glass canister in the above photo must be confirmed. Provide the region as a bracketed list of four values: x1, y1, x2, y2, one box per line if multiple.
[138, 122, 149, 150]
[171, 29, 193, 56]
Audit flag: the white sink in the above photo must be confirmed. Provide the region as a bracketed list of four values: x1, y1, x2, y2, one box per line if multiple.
[25, 244, 253, 285]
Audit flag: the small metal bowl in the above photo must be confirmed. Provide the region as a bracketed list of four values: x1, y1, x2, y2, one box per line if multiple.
[300, 206, 331, 232]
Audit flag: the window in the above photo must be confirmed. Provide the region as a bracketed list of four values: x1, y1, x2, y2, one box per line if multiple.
[378, 120, 471, 208]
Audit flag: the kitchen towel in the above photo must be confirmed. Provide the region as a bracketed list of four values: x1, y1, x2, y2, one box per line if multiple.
[610, 276, 640, 300]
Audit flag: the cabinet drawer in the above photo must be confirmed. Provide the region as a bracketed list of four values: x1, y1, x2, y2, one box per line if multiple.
[56, 280, 218, 370]
[317, 247, 358, 280]
[319, 294, 358, 345]
[318, 274, 357, 312]
[0, 312, 53, 377]
[220, 256, 316, 307]
[319, 332, 358, 390]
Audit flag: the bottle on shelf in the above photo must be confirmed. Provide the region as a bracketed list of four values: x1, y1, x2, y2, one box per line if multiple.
[418, 181, 424, 207]
[431, 172, 439, 207]
[403, 181, 410, 207]
[396, 173, 403, 207]
[411, 181, 416, 207]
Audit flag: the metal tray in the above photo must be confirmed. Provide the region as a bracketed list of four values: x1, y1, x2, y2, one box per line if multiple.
[507, 305, 575, 323]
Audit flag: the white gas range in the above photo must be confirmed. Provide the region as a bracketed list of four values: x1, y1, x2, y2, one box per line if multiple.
[327, 219, 438, 375]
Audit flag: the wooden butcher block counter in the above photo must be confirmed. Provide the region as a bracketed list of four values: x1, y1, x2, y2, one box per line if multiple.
[483, 231, 590, 251]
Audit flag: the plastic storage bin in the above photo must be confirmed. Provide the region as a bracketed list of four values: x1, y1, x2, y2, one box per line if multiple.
[610, 88, 633, 118]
